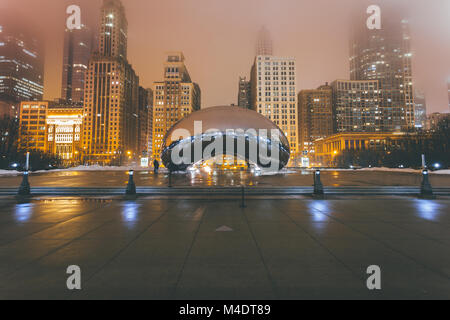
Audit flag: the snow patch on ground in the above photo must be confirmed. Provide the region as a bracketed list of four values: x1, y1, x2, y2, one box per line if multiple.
[258, 169, 297, 176]
[434, 169, 450, 175]
[0, 170, 21, 175]
[358, 167, 420, 174]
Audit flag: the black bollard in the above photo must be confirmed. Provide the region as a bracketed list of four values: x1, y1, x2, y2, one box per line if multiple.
[420, 169, 433, 198]
[168, 170, 173, 188]
[240, 185, 246, 208]
[18, 171, 31, 196]
[125, 170, 136, 195]
[313, 169, 324, 196]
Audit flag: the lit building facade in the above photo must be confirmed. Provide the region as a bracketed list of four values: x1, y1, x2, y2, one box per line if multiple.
[82, 0, 140, 165]
[18, 101, 49, 152]
[237, 77, 251, 109]
[313, 132, 415, 166]
[137, 86, 149, 156]
[0, 16, 44, 117]
[298, 84, 333, 155]
[146, 88, 154, 157]
[18, 101, 83, 162]
[61, 24, 96, 105]
[152, 52, 201, 162]
[350, 14, 415, 131]
[331, 80, 382, 133]
[250, 55, 298, 161]
[46, 106, 83, 162]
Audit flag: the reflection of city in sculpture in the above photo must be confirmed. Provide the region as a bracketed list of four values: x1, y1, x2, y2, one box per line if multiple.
[161, 106, 291, 172]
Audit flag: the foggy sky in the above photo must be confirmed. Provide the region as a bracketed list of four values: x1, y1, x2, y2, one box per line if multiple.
[1, 0, 450, 113]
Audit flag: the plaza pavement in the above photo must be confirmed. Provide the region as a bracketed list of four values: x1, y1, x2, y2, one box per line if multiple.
[0, 196, 449, 300]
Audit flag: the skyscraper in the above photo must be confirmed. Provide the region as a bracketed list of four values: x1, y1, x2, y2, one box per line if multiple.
[331, 80, 382, 133]
[350, 11, 414, 131]
[298, 83, 333, 154]
[138, 86, 149, 156]
[146, 88, 154, 157]
[237, 77, 251, 108]
[152, 52, 201, 162]
[414, 89, 427, 129]
[250, 55, 298, 160]
[256, 27, 273, 56]
[0, 14, 44, 117]
[18, 101, 50, 152]
[447, 79, 450, 111]
[61, 24, 96, 105]
[82, 0, 140, 165]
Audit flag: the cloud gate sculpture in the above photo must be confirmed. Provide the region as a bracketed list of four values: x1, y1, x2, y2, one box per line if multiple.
[161, 106, 290, 172]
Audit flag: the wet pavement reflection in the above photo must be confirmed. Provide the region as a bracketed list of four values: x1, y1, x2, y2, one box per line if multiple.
[0, 197, 449, 299]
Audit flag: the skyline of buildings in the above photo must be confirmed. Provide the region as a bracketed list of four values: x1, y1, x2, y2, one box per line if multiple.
[2, 0, 450, 168]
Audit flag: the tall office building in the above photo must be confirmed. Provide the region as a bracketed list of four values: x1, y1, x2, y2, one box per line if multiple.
[0, 15, 44, 117]
[414, 90, 427, 129]
[298, 83, 333, 154]
[350, 11, 414, 131]
[82, 0, 140, 165]
[331, 80, 382, 133]
[250, 55, 298, 159]
[256, 27, 273, 56]
[18, 101, 50, 152]
[426, 112, 450, 131]
[137, 86, 149, 156]
[61, 24, 96, 105]
[146, 88, 154, 157]
[237, 77, 251, 109]
[152, 52, 201, 162]
[447, 80, 450, 111]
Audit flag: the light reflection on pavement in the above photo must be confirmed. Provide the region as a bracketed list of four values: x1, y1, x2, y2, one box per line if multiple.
[0, 169, 449, 188]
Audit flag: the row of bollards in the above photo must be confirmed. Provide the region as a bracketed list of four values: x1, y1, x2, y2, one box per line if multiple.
[312, 168, 434, 198]
[15, 167, 435, 198]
